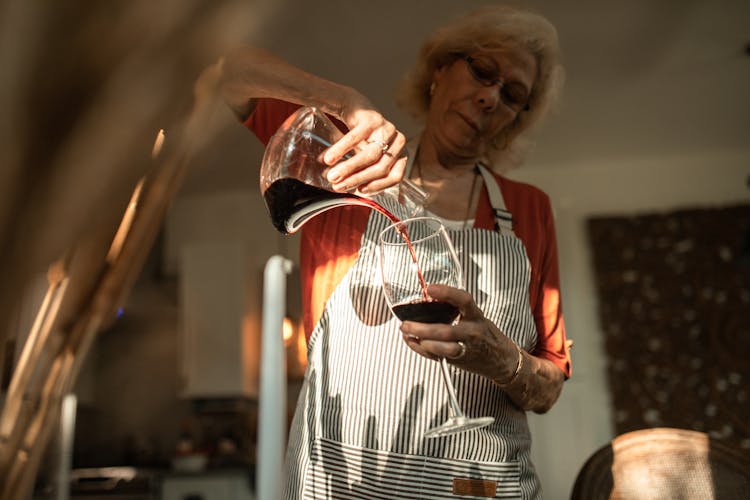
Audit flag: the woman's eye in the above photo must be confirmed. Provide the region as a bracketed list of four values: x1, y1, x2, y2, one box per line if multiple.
[502, 89, 520, 104]
[503, 85, 528, 106]
[470, 61, 497, 83]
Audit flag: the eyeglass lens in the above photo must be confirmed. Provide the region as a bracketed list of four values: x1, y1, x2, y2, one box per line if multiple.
[464, 56, 529, 111]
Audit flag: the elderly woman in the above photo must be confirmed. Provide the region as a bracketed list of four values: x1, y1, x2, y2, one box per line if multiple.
[219, 5, 570, 498]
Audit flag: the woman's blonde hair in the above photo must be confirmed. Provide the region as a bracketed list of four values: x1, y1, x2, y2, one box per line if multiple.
[397, 5, 564, 170]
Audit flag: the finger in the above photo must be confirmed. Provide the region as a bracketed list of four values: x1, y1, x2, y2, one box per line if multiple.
[357, 134, 408, 193]
[336, 149, 405, 193]
[365, 122, 397, 152]
[410, 336, 464, 360]
[323, 126, 371, 166]
[358, 156, 407, 194]
[378, 127, 398, 149]
[401, 320, 456, 343]
[329, 150, 390, 191]
[366, 139, 389, 155]
[323, 120, 395, 166]
[367, 127, 397, 155]
[402, 332, 440, 361]
[339, 131, 405, 193]
[326, 136, 395, 188]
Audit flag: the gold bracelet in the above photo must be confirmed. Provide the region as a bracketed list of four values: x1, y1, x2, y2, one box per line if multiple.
[495, 342, 524, 387]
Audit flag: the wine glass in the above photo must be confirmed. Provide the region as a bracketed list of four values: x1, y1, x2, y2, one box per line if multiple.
[378, 217, 494, 438]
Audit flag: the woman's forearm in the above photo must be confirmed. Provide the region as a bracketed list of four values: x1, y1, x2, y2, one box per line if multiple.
[219, 46, 366, 121]
[493, 349, 565, 413]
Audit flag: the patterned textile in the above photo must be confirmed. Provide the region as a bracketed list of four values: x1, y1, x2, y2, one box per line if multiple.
[587, 204, 750, 450]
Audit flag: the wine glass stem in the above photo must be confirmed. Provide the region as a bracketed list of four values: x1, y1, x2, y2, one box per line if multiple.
[439, 358, 465, 419]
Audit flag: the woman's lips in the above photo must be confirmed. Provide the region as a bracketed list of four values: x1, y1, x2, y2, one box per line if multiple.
[456, 112, 480, 132]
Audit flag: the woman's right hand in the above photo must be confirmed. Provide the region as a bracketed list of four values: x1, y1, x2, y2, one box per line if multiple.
[323, 100, 407, 195]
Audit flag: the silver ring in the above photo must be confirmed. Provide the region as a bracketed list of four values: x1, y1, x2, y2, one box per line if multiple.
[455, 341, 467, 359]
[368, 139, 390, 154]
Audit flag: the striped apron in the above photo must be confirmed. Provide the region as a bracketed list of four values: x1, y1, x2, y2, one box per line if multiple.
[284, 165, 541, 499]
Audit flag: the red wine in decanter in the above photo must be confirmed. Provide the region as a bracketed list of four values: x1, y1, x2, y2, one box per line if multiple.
[263, 178, 399, 234]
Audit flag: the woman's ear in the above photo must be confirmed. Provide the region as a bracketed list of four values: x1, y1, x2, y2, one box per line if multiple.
[432, 64, 449, 84]
[430, 64, 450, 97]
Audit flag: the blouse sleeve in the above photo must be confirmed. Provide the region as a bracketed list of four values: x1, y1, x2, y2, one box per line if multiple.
[242, 98, 302, 145]
[531, 194, 572, 378]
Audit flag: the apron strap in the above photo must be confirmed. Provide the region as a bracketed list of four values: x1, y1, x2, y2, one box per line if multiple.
[404, 139, 513, 235]
[477, 163, 513, 235]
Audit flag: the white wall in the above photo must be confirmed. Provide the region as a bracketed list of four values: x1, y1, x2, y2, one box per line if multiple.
[511, 148, 749, 499]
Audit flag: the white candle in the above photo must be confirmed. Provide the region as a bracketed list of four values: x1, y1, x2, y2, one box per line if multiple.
[257, 255, 293, 500]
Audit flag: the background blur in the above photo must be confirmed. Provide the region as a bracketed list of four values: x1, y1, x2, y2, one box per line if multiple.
[3, 0, 748, 499]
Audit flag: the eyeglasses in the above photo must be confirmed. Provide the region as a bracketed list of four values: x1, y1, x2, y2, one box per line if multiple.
[463, 55, 531, 112]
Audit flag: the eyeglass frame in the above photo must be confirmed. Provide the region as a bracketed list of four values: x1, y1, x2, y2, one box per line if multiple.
[462, 54, 532, 112]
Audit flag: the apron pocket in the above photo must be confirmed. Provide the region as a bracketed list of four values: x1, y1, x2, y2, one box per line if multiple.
[302, 437, 522, 499]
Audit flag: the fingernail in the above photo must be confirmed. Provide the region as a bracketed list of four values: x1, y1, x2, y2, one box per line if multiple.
[327, 170, 341, 183]
[402, 332, 421, 344]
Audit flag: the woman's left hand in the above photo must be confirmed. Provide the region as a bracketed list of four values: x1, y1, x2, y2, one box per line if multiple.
[401, 284, 566, 413]
[399, 284, 520, 383]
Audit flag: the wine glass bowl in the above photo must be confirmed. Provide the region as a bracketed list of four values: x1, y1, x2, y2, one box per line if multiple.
[379, 217, 462, 323]
[379, 217, 494, 438]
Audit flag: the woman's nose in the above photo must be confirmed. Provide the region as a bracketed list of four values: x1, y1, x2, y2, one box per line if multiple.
[475, 84, 502, 112]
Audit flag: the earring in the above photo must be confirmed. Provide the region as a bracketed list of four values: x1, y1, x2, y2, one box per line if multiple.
[429, 81, 436, 96]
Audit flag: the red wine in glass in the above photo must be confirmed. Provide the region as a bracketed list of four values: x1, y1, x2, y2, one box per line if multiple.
[391, 300, 459, 324]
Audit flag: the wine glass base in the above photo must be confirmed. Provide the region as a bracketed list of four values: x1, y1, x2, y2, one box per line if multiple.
[424, 416, 495, 439]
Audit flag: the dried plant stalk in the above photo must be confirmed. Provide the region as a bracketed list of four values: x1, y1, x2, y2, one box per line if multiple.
[0, 0, 266, 496]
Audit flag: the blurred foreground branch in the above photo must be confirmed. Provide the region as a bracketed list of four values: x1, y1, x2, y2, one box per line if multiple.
[0, 0, 266, 497]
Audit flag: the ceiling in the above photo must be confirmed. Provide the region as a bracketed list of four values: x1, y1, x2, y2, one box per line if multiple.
[182, 0, 750, 195]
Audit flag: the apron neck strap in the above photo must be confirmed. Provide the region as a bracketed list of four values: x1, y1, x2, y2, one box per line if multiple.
[405, 139, 513, 235]
[477, 163, 513, 235]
